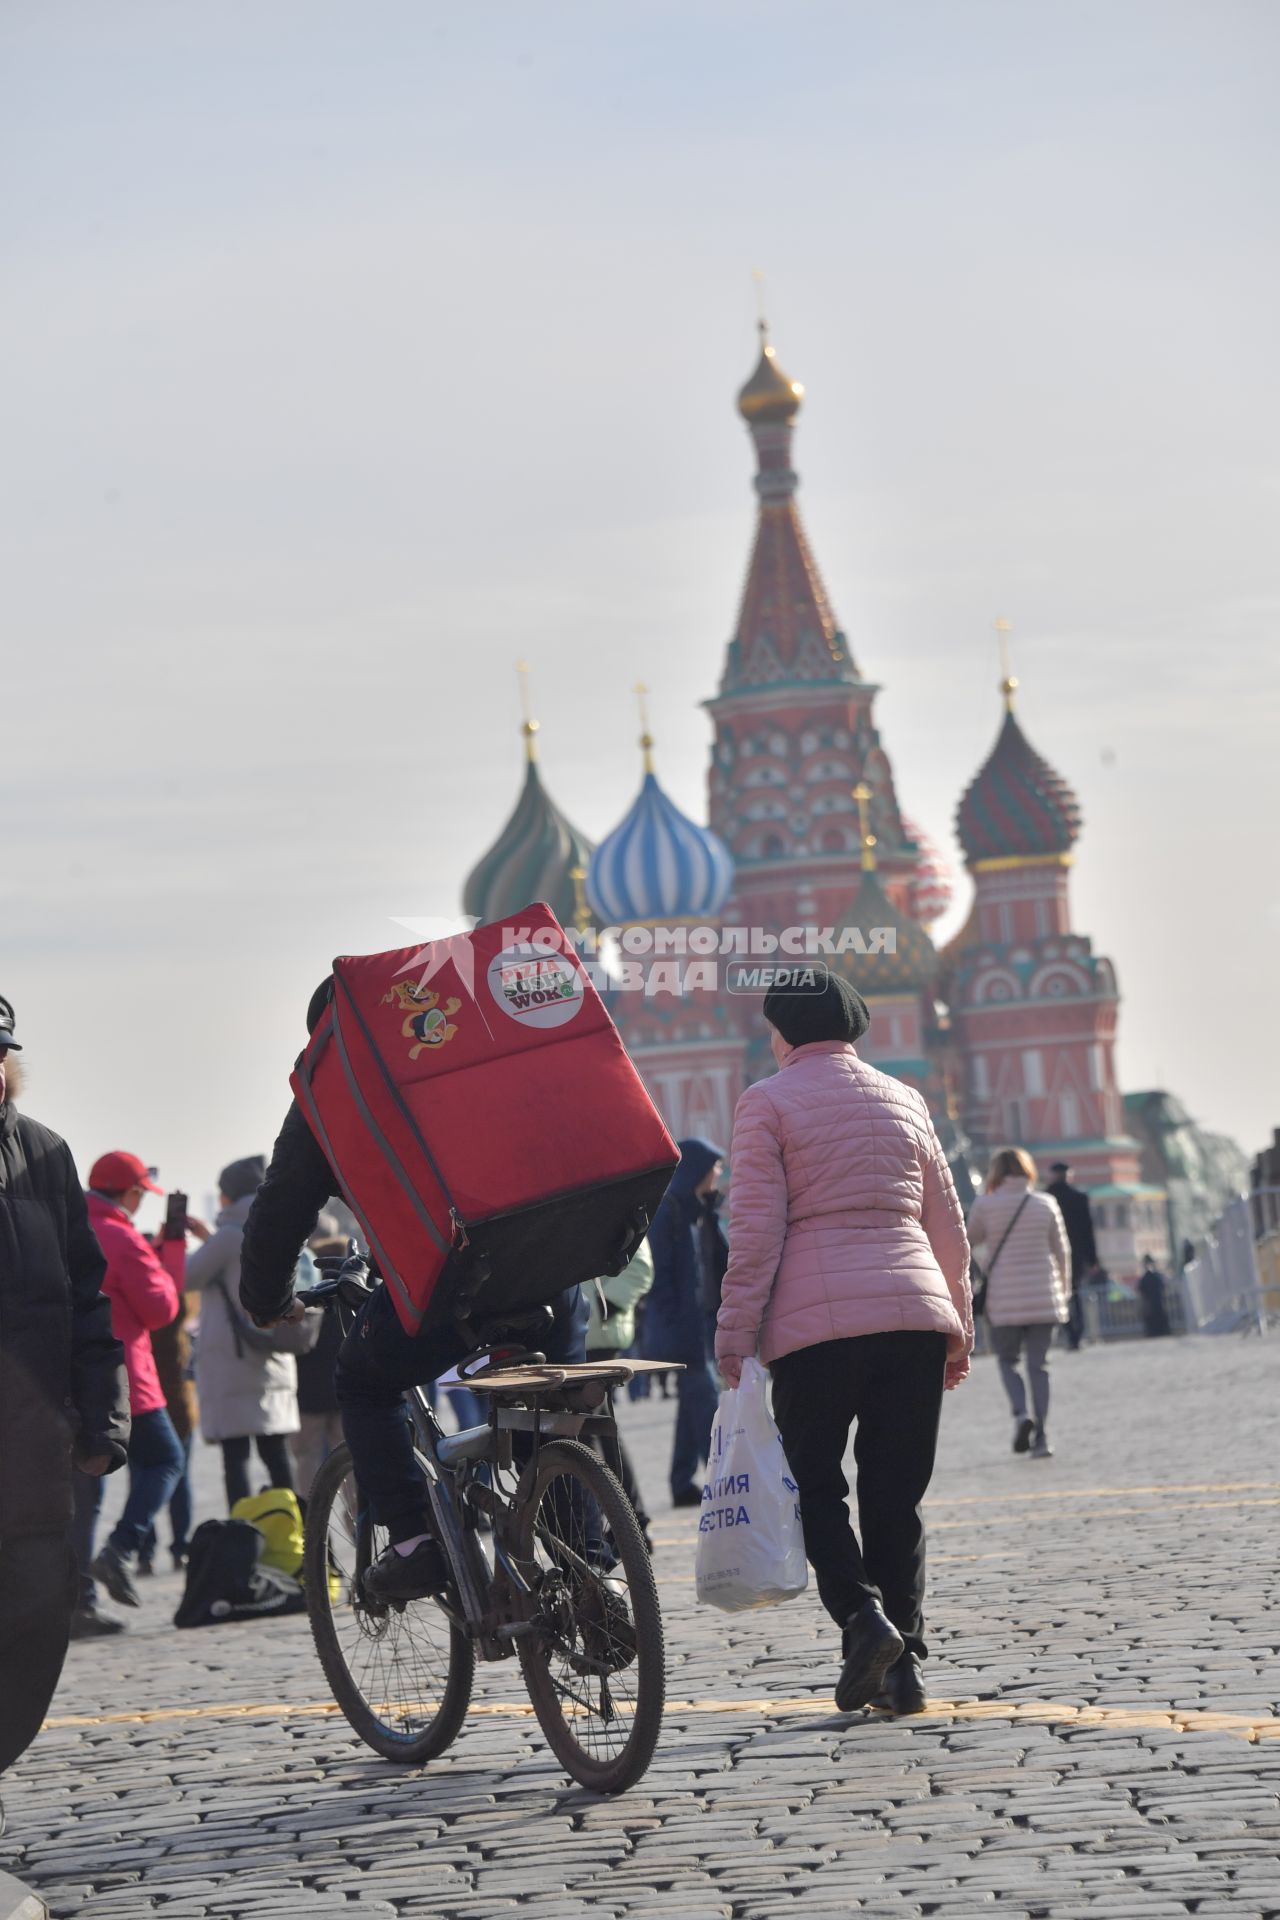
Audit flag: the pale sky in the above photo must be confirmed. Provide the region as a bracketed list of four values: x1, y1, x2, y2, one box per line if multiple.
[3, 0, 1277, 1222]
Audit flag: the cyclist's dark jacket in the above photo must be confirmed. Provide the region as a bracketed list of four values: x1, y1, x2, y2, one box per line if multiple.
[0, 1100, 130, 1535]
[240, 1100, 340, 1324]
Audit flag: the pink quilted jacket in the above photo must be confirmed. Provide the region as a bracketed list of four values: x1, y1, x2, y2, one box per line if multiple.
[715, 1042, 974, 1383]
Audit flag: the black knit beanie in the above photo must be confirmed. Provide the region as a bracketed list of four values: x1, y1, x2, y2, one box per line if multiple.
[762, 965, 870, 1048]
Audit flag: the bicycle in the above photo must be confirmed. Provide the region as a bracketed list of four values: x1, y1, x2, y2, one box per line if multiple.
[296, 1258, 671, 1794]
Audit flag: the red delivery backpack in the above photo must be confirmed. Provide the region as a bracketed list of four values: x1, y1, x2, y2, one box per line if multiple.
[292, 905, 679, 1336]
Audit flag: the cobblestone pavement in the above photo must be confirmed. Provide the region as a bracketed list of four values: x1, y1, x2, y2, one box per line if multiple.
[4, 1335, 1280, 1918]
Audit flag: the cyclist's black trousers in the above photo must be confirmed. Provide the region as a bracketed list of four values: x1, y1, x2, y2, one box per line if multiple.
[335, 1283, 589, 1543]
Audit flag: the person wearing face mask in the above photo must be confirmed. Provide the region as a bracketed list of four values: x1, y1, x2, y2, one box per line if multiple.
[0, 994, 129, 1777]
[642, 1138, 729, 1508]
[715, 967, 972, 1719]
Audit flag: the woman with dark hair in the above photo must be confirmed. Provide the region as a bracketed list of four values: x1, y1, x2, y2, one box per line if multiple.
[716, 966, 972, 1717]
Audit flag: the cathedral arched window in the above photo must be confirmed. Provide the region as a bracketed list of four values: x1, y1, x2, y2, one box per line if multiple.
[1031, 965, 1085, 1000]
[975, 968, 1021, 1004]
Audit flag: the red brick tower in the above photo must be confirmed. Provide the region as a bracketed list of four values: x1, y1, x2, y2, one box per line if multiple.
[946, 658, 1145, 1200]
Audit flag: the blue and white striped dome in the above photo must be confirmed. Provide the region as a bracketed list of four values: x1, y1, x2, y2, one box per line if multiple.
[587, 771, 734, 924]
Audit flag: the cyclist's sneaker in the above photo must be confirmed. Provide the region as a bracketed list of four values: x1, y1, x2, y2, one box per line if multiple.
[362, 1538, 450, 1604]
[578, 1571, 637, 1674]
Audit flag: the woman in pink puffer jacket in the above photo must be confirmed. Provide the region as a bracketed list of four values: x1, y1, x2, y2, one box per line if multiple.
[716, 967, 972, 1717]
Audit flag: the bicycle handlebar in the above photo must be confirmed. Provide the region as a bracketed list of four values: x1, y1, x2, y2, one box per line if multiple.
[296, 1270, 374, 1312]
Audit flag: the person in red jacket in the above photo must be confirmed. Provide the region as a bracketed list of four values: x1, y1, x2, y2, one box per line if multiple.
[83, 1152, 188, 1610]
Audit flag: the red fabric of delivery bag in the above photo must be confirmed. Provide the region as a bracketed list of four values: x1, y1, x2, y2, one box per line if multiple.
[291, 904, 678, 1336]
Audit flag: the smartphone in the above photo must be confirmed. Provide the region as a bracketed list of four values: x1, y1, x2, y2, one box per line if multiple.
[162, 1190, 189, 1241]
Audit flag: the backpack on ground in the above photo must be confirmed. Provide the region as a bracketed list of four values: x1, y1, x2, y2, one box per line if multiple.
[293, 904, 678, 1337]
[230, 1488, 305, 1579]
[173, 1518, 306, 1628]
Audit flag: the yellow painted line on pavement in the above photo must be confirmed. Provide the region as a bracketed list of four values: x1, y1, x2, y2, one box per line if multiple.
[649, 1492, 1280, 1548]
[651, 1481, 1280, 1535]
[44, 1695, 1280, 1744]
[938, 1481, 1280, 1507]
[925, 1496, 1280, 1530]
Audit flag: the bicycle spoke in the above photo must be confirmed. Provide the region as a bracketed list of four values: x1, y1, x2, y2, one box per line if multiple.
[514, 1443, 667, 1781]
[315, 1454, 466, 1746]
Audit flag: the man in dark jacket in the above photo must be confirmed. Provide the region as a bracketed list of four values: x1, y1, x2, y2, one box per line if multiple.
[240, 979, 589, 1603]
[1138, 1254, 1172, 1337]
[0, 995, 130, 1775]
[643, 1137, 727, 1507]
[1046, 1161, 1098, 1352]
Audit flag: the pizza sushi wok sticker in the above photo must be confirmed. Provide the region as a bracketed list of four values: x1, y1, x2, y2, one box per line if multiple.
[487, 945, 585, 1029]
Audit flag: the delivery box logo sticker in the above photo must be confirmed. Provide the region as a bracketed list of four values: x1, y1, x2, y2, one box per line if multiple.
[382, 980, 462, 1057]
[487, 944, 585, 1031]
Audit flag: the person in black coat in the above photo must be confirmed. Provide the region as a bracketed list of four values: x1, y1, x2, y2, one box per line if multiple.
[642, 1137, 728, 1507]
[1138, 1255, 1172, 1337]
[0, 996, 130, 1776]
[1046, 1162, 1098, 1351]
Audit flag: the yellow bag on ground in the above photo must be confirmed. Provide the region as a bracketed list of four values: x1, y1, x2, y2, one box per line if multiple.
[230, 1489, 304, 1580]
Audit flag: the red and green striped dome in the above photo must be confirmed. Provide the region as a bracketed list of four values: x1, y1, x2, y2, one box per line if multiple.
[956, 707, 1082, 867]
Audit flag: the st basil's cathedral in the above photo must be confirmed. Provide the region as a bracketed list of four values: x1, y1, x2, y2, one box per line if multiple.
[462, 325, 1223, 1279]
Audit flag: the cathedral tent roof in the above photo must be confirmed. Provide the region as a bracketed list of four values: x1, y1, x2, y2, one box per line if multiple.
[721, 325, 860, 694]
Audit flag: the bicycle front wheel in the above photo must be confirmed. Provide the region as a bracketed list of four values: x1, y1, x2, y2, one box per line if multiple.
[304, 1442, 474, 1763]
[515, 1438, 665, 1793]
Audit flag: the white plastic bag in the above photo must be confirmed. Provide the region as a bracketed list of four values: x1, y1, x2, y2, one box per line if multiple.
[694, 1357, 808, 1612]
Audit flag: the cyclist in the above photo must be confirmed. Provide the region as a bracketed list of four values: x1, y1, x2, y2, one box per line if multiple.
[239, 979, 589, 1606]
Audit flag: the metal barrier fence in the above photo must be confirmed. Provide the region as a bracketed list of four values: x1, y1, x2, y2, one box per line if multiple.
[1180, 1189, 1277, 1336]
[1081, 1281, 1187, 1342]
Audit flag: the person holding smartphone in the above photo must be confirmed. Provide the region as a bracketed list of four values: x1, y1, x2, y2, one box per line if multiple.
[137, 1191, 206, 1574]
[82, 1153, 189, 1610]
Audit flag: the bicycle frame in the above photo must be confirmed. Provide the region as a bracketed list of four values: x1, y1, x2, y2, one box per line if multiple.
[381, 1378, 617, 1664]
[303, 1260, 628, 1662]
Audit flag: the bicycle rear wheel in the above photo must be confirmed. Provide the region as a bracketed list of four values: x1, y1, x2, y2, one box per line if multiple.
[515, 1438, 664, 1793]
[304, 1442, 474, 1763]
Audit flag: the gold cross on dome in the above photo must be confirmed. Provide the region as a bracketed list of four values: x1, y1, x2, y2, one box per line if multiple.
[634, 681, 655, 773]
[852, 781, 877, 871]
[994, 618, 1019, 710]
[516, 660, 540, 759]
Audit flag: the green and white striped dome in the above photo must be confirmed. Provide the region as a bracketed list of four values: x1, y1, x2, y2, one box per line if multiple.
[462, 755, 594, 930]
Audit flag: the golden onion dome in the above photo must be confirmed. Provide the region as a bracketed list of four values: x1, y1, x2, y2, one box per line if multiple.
[737, 326, 804, 424]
